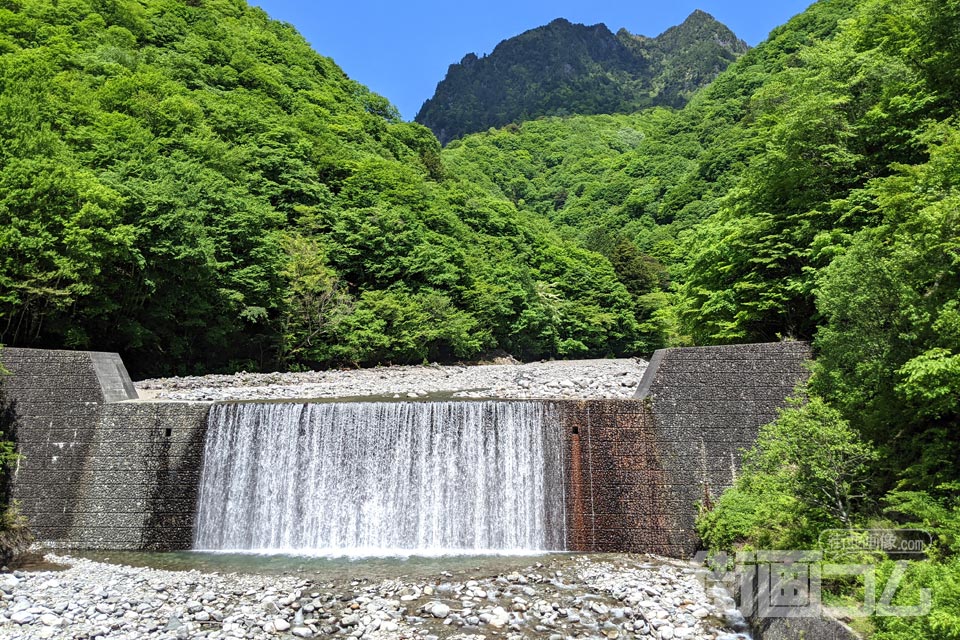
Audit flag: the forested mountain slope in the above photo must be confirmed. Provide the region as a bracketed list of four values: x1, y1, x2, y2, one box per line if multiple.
[1, 0, 959, 633]
[416, 11, 747, 144]
[443, 0, 869, 343]
[0, 0, 644, 377]
[443, 0, 960, 634]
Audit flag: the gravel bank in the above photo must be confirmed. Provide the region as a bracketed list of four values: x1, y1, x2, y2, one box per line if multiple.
[136, 359, 647, 402]
[0, 553, 749, 639]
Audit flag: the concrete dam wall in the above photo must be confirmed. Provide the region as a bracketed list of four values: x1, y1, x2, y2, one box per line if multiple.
[0, 348, 208, 550]
[0, 342, 810, 556]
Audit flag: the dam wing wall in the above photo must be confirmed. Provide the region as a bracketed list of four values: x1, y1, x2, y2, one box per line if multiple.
[0, 348, 209, 549]
[554, 342, 811, 555]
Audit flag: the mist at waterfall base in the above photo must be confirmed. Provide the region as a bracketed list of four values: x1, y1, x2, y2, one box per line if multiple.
[193, 401, 568, 558]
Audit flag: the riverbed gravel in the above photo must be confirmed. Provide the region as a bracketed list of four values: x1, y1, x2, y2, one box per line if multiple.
[135, 359, 648, 402]
[0, 553, 750, 639]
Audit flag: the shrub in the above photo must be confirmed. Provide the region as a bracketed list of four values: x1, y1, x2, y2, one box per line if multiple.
[697, 393, 878, 551]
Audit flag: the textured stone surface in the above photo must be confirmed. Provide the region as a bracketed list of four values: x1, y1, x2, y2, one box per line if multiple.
[638, 341, 812, 555]
[0, 553, 747, 639]
[2, 342, 810, 555]
[0, 348, 210, 550]
[752, 616, 860, 640]
[562, 341, 811, 556]
[137, 357, 648, 401]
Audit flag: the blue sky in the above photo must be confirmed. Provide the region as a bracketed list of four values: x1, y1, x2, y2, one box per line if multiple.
[252, 1, 814, 121]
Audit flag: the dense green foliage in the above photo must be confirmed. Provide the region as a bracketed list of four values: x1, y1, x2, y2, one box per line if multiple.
[446, 0, 958, 447]
[675, 2, 960, 633]
[0, 344, 27, 554]
[439, 1, 960, 636]
[443, 110, 697, 346]
[443, 0, 882, 345]
[416, 11, 747, 144]
[0, 0, 647, 376]
[446, 0, 869, 344]
[1, 0, 958, 630]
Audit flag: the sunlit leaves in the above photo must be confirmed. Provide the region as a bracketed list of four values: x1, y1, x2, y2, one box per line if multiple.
[0, 0, 644, 374]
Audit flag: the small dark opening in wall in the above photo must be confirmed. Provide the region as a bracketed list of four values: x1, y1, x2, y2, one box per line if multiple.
[164, 427, 173, 438]
[572, 426, 579, 435]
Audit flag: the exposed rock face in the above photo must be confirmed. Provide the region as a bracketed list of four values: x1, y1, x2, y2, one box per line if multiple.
[416, 11, 749, 144]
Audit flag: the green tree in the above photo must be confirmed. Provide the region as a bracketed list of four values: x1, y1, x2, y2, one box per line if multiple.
[0, 344, 31, 562]
[814, 124, 960, 491]
[0, 0, 645, 375]
[698, 395, 877, 550]
[277, 234, 352, 368]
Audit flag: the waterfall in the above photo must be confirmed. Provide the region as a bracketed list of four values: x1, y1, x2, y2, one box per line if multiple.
[194, 401, 567, 555]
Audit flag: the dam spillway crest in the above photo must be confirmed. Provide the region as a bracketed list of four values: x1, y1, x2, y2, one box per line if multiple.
[194, 401, 568, 554]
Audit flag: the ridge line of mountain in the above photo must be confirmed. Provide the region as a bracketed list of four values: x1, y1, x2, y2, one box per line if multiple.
[415, 10, 749, 144]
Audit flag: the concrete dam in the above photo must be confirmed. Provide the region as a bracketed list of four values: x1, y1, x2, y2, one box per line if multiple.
[0, 342, 811, 557]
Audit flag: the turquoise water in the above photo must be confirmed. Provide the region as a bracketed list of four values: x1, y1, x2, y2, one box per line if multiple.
[70, 549, 570, 584]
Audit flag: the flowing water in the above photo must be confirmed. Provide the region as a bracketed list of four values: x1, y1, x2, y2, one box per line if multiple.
[67, 549, 568, 585]
[194, 401, 567, 555]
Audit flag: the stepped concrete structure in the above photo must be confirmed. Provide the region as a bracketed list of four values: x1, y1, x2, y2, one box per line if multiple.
[564, 341, 811, 555]
[0, 342, 811, 555]
[0, 348, 208, 550]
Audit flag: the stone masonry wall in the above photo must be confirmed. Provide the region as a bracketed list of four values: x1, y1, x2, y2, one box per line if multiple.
[66, 402, 210, 550]
[560, 400, 681, 555]
[562, 342, 812, 556]
[2, 348, 110, 541]
[640, 341, 812, 552]
[1, 348, 209, 550]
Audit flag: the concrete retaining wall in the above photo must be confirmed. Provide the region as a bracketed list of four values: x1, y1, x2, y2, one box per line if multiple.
[0, 348, 209, 549]
[562, 341, 812, 555]
[1, 342, 811, 554]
